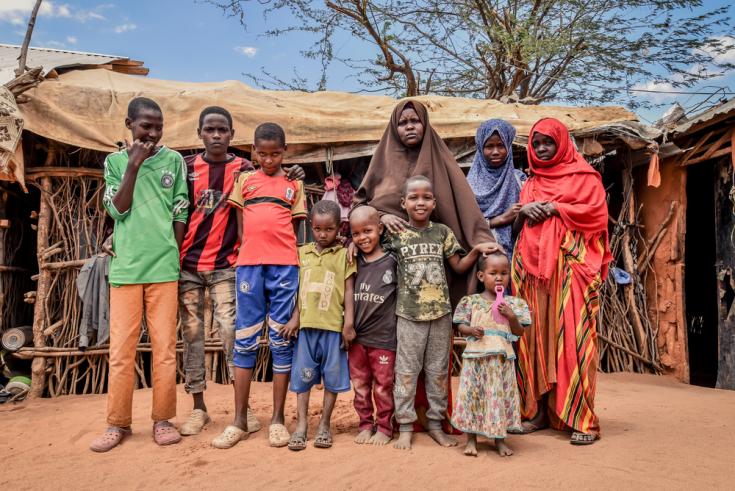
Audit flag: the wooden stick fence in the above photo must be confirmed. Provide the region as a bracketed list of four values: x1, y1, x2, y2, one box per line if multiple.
[14, 142, 662, 397]
[19, 151, 328, 397]
[597, 152, 663, 374]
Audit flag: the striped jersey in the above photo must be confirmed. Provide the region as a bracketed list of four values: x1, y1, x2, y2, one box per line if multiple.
[180, 153, 253, 272]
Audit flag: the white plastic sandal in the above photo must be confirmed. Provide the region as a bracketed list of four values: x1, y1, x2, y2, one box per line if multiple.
[247, 407, 262, 433]
[269, 423, 291, 447]
[212, 425, 249, 449]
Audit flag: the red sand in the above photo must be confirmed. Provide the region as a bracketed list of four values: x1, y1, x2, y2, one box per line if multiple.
[2, 373, 734, 489]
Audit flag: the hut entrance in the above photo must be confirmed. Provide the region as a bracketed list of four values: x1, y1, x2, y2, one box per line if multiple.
[684, 162, 719, 387]
[714, 157, 735, 389]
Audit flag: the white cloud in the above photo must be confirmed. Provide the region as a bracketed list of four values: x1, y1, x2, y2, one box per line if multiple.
[114, 23, 136, 34]
[630, 80, 679, 103]
[234, 46, 257, 58]
[56, 4, 71, 18]
[66, 35, 77, 45]
[0, 1, 106, 25]
[73, 10, 105, 22]
[700, 36, 735, 65]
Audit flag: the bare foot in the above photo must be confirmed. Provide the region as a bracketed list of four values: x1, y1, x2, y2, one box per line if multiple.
[496, 438, 513, 456]
[354, 429, 373, 444]
[394, 431, 412, 450]
[369, 432, 392, 446]
[463, 435, 478, 457]
[428, 429, 458, 447]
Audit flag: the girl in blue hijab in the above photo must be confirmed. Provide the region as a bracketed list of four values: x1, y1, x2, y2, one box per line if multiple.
[467, 119, 527, 260]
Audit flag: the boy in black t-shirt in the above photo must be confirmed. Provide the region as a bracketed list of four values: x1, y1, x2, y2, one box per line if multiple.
[349, 205, 398, 446]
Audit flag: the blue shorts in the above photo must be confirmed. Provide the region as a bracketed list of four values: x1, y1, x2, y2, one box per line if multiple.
[289, 328, 350, 393]
[234, 265, 298, 373]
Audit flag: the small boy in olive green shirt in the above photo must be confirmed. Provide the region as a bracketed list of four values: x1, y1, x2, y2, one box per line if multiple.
[282, 200, 356, 451]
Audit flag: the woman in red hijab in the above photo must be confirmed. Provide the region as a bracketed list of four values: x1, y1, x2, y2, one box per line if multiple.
[511, 118, 611, 445]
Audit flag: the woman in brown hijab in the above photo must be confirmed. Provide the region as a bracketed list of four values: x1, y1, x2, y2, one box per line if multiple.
[354, 100, 498, 437]
[355, 100, 493, 255]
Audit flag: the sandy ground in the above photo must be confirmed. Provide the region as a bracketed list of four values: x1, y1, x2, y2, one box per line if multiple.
[1, 373, 734, 490]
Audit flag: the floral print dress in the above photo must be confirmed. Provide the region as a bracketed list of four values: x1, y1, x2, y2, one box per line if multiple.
[450, 294, 531, 439]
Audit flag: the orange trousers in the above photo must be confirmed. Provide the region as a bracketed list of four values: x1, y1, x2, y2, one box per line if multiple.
[107, 281, 178, 427]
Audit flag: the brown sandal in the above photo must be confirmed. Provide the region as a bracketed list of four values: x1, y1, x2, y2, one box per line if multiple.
[90, 426, 132, 452]
[153, 421, 182, 446]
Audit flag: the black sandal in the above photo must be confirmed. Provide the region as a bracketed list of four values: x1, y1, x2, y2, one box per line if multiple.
[570, 431, 599, 445]
[288, 431, 307, 451]
[313, 429, 333, 449]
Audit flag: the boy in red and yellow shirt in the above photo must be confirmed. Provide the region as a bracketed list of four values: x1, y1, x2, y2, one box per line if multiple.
[213, 123, 306, 449]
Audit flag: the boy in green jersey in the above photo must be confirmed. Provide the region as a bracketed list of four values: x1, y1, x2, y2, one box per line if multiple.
[90, 97, 189, 452]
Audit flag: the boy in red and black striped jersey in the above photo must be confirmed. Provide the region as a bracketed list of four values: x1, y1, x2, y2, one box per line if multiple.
[178, 107, 303, 437]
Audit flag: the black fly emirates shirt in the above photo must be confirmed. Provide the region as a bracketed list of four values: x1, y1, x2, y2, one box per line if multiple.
[353, 253, 398, 351]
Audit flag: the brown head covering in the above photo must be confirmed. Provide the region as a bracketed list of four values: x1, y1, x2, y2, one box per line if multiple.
[354, 100, 492, 249]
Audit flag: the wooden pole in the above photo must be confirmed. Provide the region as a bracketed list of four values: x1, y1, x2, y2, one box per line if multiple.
[15, 0, 44, 77]
[29, 176, 51, 397]
[0, 192, 5, 332]
[29, 145, 55, 398]
[621, 160, 650, 360]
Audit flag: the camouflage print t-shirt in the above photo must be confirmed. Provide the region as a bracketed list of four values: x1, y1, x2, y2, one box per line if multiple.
[385, 222, 464, 321]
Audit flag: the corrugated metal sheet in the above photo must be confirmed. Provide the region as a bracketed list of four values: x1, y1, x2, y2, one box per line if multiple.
[674, 98, 735, 135]
[0, 44, 145, 84]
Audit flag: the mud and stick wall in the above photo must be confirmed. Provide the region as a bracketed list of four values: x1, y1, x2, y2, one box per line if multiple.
[636, 160, 688, 382]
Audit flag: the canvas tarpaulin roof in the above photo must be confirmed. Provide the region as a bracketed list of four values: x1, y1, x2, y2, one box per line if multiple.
[19, 69, 641, 161]
[0, 86, 25, 189]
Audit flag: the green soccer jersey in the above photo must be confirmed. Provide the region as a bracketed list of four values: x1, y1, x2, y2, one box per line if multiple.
[102, 146, 189, 285]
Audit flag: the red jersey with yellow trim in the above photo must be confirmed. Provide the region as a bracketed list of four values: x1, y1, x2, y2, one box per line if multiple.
[228, 169, 307, 266]
[180, 153, 253, 272]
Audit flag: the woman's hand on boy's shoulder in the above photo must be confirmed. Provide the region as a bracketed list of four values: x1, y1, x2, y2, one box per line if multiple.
[285, 165, 305, 181]
[380, 213, 408, 234]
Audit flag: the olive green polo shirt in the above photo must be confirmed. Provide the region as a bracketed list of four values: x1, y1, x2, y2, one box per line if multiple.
[298, 243, 357, 332]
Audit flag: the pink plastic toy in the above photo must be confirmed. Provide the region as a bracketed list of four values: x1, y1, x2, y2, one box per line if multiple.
[491, 285, 507, 325]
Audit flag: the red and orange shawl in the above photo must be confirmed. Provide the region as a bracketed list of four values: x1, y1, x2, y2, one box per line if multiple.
[513, 118, 612, 436]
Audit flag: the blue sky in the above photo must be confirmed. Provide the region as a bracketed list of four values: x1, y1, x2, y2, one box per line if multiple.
[1, 0, 734, 124]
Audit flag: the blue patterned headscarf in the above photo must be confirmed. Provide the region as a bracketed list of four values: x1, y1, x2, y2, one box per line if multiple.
[466, 119, 526, 259]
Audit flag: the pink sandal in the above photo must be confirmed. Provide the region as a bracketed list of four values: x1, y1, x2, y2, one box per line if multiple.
[153, 421, 182, 446]
[90, 426, 132, 452]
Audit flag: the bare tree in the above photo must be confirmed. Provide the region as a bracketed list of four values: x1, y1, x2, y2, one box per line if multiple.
[210, 0, 734, 107]
[16, 0, 44, 77]
[5, 0, 44, 98]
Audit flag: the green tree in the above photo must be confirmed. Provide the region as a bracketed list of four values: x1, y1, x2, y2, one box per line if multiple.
[210, 0, 735, 107]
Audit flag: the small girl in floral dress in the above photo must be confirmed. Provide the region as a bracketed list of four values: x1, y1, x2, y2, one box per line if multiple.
[451, 251, 531, 457]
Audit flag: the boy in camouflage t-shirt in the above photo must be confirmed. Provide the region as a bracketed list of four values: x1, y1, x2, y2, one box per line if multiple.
[384, 176, 497, 451]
